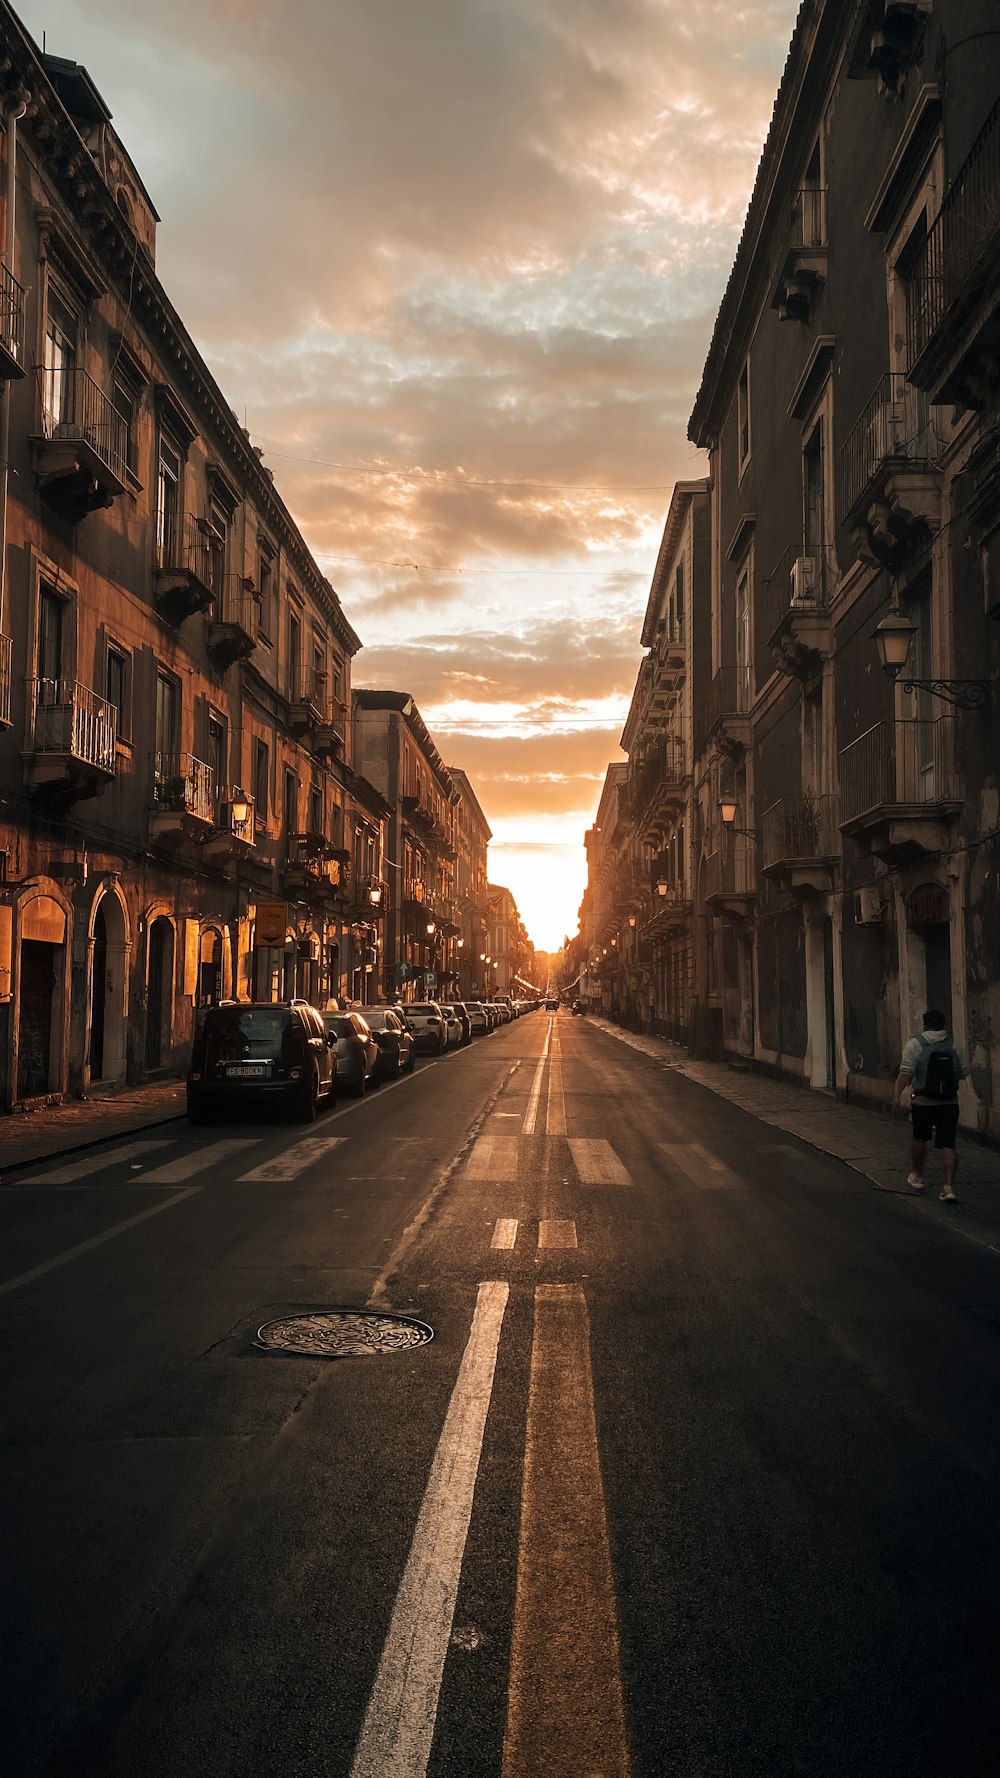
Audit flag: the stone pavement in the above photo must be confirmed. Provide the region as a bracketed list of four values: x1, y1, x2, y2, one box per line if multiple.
[0, 1079, 187, 1175]
[587, 1016, 1000, 1258]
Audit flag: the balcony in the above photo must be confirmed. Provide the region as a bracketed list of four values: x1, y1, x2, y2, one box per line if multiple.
[403, 876, 427, 909]
[771, 187, 827, 323]
[648, 623, 686, 711]
[24, 677, 117, 799]
[702, 834, 756, 922]
[207, 576, 258, 668]
[149, 753, 215, 844]
[631, 737, 687, 844]
[761, 544, 835, 679]
[0, 263, 26, 381]
[839, 716, 960, 860]
[154, 515, 218, 625]
[33, 368, 129, 519]
[283, 833, 346, 900]
[906, 95, 1000, 410]
[356, 874, 389, 917]
[401, 794, 450, 852]
[201, 790, 256, 869]
[642, 886, 690, 938]
[840, 374, 939, 568]
[697, 666, 752, 759]
[288, 665, 330, 742]
[761, 794, 840, 897]
[0, 632, 11, 727]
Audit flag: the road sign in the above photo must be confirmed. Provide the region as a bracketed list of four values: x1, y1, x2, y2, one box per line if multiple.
[396, 961, 413, 981]
[255, 901, 287, 947]
[426, 971, 438, 994]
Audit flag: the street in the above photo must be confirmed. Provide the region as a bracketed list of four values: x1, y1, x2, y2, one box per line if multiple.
[3, 1011, 1000, 1778]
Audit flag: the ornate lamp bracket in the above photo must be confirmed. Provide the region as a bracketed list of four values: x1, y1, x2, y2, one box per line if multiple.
[900, 679, 991, 712]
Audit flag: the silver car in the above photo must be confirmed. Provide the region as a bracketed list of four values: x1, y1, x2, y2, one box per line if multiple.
[402, 1001, 448, 1054]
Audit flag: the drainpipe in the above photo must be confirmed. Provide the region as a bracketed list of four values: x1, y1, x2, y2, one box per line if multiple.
[0, 87, 29, 637]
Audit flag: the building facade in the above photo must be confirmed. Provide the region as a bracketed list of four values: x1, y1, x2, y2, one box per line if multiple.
[0, 19, 378, 1108]
[449, 766, 492, 1000]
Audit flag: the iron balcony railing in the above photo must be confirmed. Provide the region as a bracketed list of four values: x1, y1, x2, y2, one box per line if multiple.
[290, 664, 331, 719]
[403, 876, 427, 905]
[906, 94, 1000, 369]
[0, 632, 11, 726]
[839, 717, 954, 825]
[157, 512, 217, 584]
[629, 736, 686, 812]
[762, 794, 839, 871]
[30, 677, 117, 772]
[39, 366, 128, 487]
[0, 262, 25, 368]
[840, 373, 934, 523]
[695, 666, 752, 755]
[701, 833, 755, 902]
[759, 543, 834, 644]
[792, 185, 827, 249]
[212, 575, 258, 634]
[154, 752, 215, 823]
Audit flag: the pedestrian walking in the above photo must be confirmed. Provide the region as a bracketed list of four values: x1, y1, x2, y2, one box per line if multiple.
[893, 1008, 966, 1202]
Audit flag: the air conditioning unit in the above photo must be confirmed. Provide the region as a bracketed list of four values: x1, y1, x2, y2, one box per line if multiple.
[789, 555, 820, 606]
[855, 886, 882, 926]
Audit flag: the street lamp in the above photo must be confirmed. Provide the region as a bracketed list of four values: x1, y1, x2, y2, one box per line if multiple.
[871, 607, 991, 709]
[719, 797, 759, 839]
[229, 788, 250, 825]
[368, 883, 382, 906]
[426, 921, 436, 936]
[628, 915, 637, 928]
[656, 878, 669, 897]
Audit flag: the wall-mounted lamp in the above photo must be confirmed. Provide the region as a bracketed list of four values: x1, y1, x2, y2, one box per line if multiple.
[426, 921, 436, 936]
[230, 789, 250, 825]
[628, 915, 637, 928]
[656, 878, 669, 897]
[719, 797, 759, 839]
[368, 883, 382, 906]
[456, 936, 464, 949]
[871, 608, 991, 709]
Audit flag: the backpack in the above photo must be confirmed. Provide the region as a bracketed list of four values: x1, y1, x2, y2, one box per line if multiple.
[916, 1035, 958, 1101]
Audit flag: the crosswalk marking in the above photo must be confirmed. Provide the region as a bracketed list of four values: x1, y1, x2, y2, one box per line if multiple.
[238, 1136, 348, 1182]
[659, 1141, 743, 1188]
[18, 1140, 176, 1185]
[465, 1135, 520, 1180]
[566, 1138, 632, 1185]
[141, 1139, 261, 1183]
[538, 1219, 577, 1249]
[491, 1218, 518, 1249]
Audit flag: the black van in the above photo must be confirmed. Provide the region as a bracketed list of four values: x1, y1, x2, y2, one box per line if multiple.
[186, 1000, 337, 1123]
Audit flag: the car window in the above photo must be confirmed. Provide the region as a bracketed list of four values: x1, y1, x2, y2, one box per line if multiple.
[352, 1015, 372, 1037]
[324, 1017, 353, 1037]
[201, 1006, 291, 1063]
[363, 1011, 386, 1030]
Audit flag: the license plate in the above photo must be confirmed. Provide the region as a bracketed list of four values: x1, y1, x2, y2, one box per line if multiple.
[226, 1063, 267, 1078]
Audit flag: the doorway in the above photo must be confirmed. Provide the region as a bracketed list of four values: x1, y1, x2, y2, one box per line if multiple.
[18, 940, 57, 1098]
[923, 921, 952, 1027]
[145, 917, 174, 1070]
[90, 903, 107, 1079]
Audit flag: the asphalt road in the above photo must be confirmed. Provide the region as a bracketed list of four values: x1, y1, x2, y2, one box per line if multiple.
[3, 1012, 1000, 1778]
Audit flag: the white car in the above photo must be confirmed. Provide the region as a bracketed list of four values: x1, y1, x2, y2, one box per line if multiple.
[437, 1004, 463, 1048]
[402, 1001, 448, 1054]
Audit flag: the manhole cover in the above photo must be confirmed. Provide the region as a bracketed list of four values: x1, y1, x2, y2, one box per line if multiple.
[256, 1310, 434, 1358]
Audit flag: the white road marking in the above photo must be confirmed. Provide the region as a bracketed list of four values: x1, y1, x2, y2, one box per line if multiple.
[0, 1189, 202, 1300]
[544, 1031, 566, 1135]
[349, 1280, 509, 1778]
[521, 1019, 553, 1135]
[15, 1139, 176, 1184]
[491, 1218, 518, 1250]
[567, 1138, 632, 1185]
[237, 1136, 348, 1182]
[465, 1135, 520, 1181]
[141, 1139, 261, 1182]
[659, 1141, 743, 1187]
[538, 1219, 577, 1249]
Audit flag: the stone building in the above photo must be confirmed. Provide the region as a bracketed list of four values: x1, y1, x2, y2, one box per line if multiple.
[0, 15, 374, 1107]
[448, 766, 492, 1000]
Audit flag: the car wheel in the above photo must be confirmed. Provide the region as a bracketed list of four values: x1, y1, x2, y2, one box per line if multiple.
[297, 1069, 319, 1122]
[355, 1067, 368, 1097]
[406, 1049, 416, 1072]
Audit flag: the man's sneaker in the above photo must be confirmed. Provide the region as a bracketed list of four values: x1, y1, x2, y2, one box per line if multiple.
[939, 1187, 958, 1203]
[907, 1172, 925, 1190]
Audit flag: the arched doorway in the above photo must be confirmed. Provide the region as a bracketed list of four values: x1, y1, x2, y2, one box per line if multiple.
[199, 928, 223, 1005]
[16, 894, 68, 1100]
[87, 888, 129, 1086]
[145, 917, 174, 1070]
[90, 903, 107, 1080]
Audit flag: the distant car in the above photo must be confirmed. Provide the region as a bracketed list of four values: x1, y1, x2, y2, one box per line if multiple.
[403, 1001, 448, 1054]
[360, 1007, 415, 1079]
[545, 997, 558, 1011]
[187, 999, 336, 1123]
[437, 1004, 463, 1048]
[322, 1012, 380, 1094]
[465, 1001, 490, 1035]
[448, 1002, 473, 1045]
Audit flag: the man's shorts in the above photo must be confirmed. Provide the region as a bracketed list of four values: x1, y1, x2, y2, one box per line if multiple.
[912, 1102, 959, 1147]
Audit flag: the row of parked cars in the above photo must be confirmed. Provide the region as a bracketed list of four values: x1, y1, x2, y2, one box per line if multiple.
[186, 993, 550, 1123]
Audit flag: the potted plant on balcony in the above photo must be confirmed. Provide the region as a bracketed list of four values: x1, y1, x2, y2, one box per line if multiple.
[156, 773, 189, 811]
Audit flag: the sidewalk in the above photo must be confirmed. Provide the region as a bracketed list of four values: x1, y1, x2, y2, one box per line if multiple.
[587, 1017, 1000, 1257]
[0, 1079, 187, 1175]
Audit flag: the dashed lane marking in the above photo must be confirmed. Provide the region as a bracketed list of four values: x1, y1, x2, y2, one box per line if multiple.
[349, 1281, 509, 1778]
[566, 1138, 632, 1186]
[538, 1219, 577, 1249]
[0, 1189, 202, 1300]
[545, 1030, 567, 1136]
[522, 1018, 553, 1135]
[491, 1218, 519, 1250]
[237, 1136, 348, 1182]
[465, 1135, 521, 1181]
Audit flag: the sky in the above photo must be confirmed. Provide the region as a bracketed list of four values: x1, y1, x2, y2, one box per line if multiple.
[21, 0, 799, 949]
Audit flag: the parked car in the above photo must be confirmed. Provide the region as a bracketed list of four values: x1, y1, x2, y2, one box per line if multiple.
[445, 1002, 473, 1045]
[403, 1001, 448, 1054]
[438, 1004, 464, 1047]
[492, 1000, 512, 1025]
[321, 1011, 379, 1094]
[572, 1000, 584, 1016]
[187, 999, 336, 1123]
[358, 1007, 415, 1079]
[465, 1000, 490, 1035]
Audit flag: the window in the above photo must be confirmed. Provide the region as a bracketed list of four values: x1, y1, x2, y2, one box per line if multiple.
[253, 739, 270, 827]
[737, 359, 751, 473]
[38, 584, 65, 685]
[257, 549, 273, 640]
[207, 498, 228, 599]
[735, 561, 752, 707]
[112, 378, 138, 478]
[155, 672, 179, 767]
[43, 289, 76, 431]
[106, 645, 129, 741]
[156, 434, 181, 567]
[674, 562, 684, 640]
[309, 782, 323, 836]
[207, 713, 227, 798]
[288, 607, 301, 698]
[803, 420, 826, 552]
[800, 141, 825, 247]
[284, 769, 298, 837]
